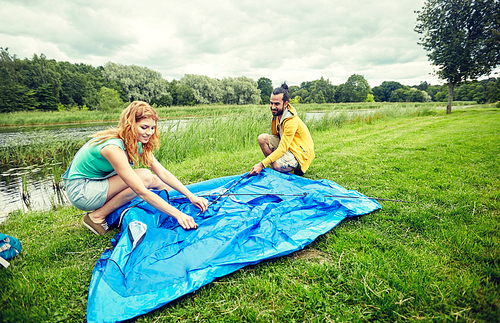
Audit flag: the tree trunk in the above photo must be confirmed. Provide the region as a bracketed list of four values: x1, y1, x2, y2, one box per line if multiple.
[447, 81, 455, 114]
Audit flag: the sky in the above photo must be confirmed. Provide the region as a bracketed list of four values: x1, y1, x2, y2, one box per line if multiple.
[1, 0, 446, 88]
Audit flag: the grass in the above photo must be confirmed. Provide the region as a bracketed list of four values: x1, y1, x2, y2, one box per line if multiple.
[0, 104, 499, 322]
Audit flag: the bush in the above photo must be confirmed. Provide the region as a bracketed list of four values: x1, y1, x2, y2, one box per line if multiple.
[98, 87, 123, 111]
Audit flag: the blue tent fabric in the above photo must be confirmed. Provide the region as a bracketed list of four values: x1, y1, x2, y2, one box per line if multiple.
[86, 169, 381, 322]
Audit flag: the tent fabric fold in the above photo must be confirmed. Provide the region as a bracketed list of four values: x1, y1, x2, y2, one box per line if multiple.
[86, 169, 381, 322]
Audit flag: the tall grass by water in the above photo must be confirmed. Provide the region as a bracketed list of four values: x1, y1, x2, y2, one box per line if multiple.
[0, 101, 477, 127]
[0, 137, 85, 166]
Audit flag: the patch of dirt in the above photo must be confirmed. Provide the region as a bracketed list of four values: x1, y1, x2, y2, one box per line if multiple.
[289, 249, 333, 265]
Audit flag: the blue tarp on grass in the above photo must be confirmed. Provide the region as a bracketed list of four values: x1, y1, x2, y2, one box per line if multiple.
[86, 169, 381, 322]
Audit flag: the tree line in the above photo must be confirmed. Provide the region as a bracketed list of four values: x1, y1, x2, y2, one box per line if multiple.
[258, 75, 500, 106]
[1, 47, 499, 113]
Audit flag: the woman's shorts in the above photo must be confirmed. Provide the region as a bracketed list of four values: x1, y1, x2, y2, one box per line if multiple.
[266, 134, 299, 170]
[64, 178, 109, 211]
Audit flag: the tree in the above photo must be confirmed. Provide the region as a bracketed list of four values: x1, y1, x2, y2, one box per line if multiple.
[35, 83, 58, 110]
[372, 81, 404, 102]
[415, 0, 500, 113]
[220, 77, 261, 105]
[288, 85, 300, 98]
[308, 77, 335, 103]
[98, 87, 123, 111]
[389, 88, 409, 102]
[102, 62, 171, 104]
[0, 48, 38, 112]
[180, 74, 223, 104]
[485, 78, 500, 103]
[27, 54, 62, 107]
[416, 81, 430, 91]
[257, 77, 273, 104]
[151, 94, 173, 107]
[336, 74, 371, 102]
[176, 84, 196, 106]
[389, 87, 431, 102]
[291, 89, 309, 101]
[0, 84, 38, 112]
[425, 84, 445, 101]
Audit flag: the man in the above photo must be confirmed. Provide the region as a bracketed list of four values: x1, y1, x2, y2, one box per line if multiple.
[249, 83, 315, 176]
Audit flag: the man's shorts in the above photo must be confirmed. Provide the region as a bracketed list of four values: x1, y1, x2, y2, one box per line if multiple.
[266, 134, 300, 170]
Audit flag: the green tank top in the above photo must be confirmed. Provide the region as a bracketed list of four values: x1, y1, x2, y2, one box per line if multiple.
[65, 138, 141, 179]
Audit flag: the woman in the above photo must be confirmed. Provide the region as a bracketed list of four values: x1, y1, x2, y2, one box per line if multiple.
[62, 101, 208, 235]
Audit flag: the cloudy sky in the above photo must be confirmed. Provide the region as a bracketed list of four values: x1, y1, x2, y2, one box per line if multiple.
[1, 0, 444, 88]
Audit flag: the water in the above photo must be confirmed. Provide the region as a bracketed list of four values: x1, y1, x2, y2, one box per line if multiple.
[0, 164, 68, 216]
[0, 119, 193, 148]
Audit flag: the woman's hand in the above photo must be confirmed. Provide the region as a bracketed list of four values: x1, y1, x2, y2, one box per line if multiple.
[174, 213, 198, 230]
[190, 196, 209, 213]
[174, 196, 206, 230]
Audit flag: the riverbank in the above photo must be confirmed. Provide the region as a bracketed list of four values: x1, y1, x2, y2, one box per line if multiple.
[1, 106, 499, 322]
[0, 101, 476, 127]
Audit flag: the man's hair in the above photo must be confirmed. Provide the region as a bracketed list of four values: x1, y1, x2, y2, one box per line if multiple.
[272, 83, 290, 103]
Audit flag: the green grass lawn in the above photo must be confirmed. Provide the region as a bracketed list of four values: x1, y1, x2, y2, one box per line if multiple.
[0, 107, 498, 322]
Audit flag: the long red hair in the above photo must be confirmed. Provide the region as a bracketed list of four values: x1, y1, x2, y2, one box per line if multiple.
[91, 101, 160, 167]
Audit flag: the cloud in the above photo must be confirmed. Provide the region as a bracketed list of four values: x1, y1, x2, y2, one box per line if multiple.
[0, 0, 441, 87]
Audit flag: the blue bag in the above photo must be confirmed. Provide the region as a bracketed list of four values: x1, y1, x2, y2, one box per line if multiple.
[0, 233, 22, 268]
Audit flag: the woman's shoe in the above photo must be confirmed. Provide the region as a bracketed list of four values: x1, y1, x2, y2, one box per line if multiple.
[83, 213, 109, 236]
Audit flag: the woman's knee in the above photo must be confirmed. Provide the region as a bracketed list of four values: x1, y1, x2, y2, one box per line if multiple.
[135, 169, 156, 187]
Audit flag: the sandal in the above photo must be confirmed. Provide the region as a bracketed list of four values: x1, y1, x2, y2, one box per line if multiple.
[83, 213, 109, 236]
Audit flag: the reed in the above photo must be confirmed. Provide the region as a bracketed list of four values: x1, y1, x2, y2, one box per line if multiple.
[0, 103, 464, 168]
[156, 110, 270, 164]
[155, 104, 445, 165]
[20, 174, 31, 209]
[0, 138, 85, 166]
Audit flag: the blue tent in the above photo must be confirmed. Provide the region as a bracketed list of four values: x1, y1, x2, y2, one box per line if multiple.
[86, 170, 381, 322]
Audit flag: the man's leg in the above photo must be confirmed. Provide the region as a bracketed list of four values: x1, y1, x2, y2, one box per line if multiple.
[271, 150, 299, 173]
[270, 162, 295, 173]
[258, 134, 298, 173]
[257, 133, 274, 157]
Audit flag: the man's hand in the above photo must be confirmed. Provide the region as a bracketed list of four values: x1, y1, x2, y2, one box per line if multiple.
[249, 162, 264, 176]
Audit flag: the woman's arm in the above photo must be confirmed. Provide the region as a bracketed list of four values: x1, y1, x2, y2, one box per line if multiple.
[101, 146, 199, 229]
[150, 156, 208, 212]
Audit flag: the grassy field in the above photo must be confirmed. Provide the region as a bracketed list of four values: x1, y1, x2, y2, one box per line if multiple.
[0, 105, 498, 322]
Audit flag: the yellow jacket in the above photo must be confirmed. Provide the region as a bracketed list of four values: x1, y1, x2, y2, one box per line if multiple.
[262, 104, 315, 172]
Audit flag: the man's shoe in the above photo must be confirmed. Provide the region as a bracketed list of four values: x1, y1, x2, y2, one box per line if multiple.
[83, 213, 109, 236]
[294, 168, 305, 176]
